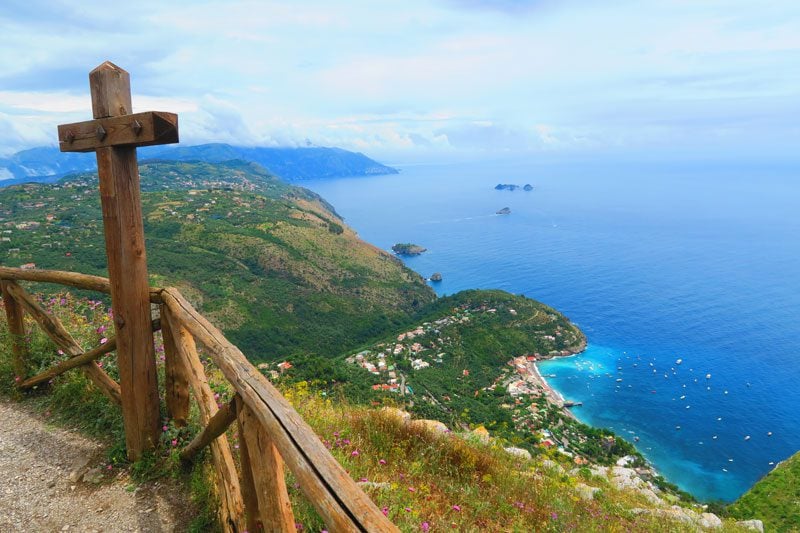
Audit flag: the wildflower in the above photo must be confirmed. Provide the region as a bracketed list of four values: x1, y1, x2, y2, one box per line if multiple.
[57, 350, 64, 355]
[162, 425, 169, 432]
[452, 505, 461, 512]
[107, 465, 113, 471]
[14, 376, 20, 383]
[351, 450, 360, 457]
[408, 487, 416, 493]
[405, 507, 412, 513]
[379, 459, 387, 465]
[97, 325, 107, 334]
[214, 393, 220, 400]
[381, 507, 389, 517]
[550, 512, 558, 521]
[359, 477, 368, 482]
[171, 439, 178, 447]
[421, 522, 430, 532]
[100, 337, 108, 344]
[295, 524, 303, 531]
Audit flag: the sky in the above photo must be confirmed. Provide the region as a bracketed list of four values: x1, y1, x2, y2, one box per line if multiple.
[1, 0, 799, 162]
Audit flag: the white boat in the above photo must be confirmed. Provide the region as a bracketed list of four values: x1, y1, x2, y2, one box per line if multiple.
[676, 359, 682, 365]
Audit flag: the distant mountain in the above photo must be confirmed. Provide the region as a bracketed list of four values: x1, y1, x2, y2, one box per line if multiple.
[0, 143, 397, 186]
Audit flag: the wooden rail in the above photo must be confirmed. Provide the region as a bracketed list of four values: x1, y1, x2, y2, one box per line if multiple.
[0, 267, 397, 532]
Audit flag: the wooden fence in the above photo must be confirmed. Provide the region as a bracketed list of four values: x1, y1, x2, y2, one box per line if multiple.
[0, 266, 398, 532]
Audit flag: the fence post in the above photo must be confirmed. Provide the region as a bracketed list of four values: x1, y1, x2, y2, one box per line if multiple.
[1, 280, 27, 382]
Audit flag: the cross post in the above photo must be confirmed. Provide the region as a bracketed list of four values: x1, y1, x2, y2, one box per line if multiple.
[57, 61, 179, 460]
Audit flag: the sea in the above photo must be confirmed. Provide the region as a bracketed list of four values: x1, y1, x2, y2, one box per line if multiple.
[303, 157, 800, 503]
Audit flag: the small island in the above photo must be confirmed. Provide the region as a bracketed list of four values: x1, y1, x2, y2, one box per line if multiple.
[495, 183, 533, 191]
[392, 243, 427, 256]
[496, 207, 511, 215]
[429, 272, 443, 282]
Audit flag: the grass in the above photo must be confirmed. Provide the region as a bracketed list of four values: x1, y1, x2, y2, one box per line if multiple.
[728, 451, 800, 532]
[0, 292, 760, 532]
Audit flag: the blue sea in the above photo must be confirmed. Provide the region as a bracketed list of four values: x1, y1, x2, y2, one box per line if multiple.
[303, 157, 800, 503]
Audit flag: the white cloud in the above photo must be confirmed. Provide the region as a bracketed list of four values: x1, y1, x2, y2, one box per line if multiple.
[0, 0, 798, 160]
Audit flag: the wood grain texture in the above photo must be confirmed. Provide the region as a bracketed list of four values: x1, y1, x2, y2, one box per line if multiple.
[162, 307, 246, 532]
[92, 77, 160, 459]
[3, 282, 121, 404]
[58, 111, 178, 153]
[237, 401, 262, 533]
[161, 304, 190, 427]
[1, 280, 28, 381]
[0, 267, 163, 303]
[89, 62, 132, 119]
[239, 403, 296, 533]
[162, 288, 398, 533]
[180, 395, 239, 463]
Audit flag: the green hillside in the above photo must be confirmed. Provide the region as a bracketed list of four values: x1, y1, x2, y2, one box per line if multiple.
[0, 160, 434, 360]
[729, 451, 800, 532]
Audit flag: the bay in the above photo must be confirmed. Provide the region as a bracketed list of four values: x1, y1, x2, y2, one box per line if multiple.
[303, 157, 800, 502]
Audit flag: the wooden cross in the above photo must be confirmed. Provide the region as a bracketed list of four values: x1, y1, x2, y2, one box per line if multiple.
[57, 61, 179, 460]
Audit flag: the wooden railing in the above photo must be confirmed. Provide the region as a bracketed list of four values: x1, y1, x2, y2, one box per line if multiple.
[0, 266, 398, 532]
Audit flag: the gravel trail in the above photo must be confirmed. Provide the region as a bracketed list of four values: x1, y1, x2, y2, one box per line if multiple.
[0, 397, 194, 532]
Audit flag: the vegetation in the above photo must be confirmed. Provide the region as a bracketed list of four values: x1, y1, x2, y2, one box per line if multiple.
[0, 160, 435, 361]
[0, 303, 744, 532]
[391, 243, 427, 256]
[728, 451, 800, 532]
[0, 159, 772, 530]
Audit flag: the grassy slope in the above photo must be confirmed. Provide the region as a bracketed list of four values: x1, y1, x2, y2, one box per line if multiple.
[0, 160, 435, 360]
[729, 451, 800, 532]
[0, 302, 746, 532]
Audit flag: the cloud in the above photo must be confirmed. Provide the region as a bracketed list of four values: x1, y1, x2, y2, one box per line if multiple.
[1, 1, 799, 161]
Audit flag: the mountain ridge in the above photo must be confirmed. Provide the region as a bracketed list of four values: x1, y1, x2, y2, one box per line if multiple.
[0, 143, 397, 186]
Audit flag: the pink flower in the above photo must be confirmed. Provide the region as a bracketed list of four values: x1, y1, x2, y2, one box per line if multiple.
[550, 512, 558, 520]
[214, 393, 220, 399]
[421, 522, 430, 532]
[14, 376, 20, 382]
[99, 337, 108, 344]
[452, 505, 461, 512]
[171, 439, 178, 447]
[379, 459, 387, 465]
[351, 450, 360, 457]
[162, 425, 168, 432]
[57, 350, 64, 355]
[107, 465, 113, 471]
[381, 507, 389, 517]
[408, 487, 416, 493]
[405, 507, 412, 513]
[97, 325, 107, 334]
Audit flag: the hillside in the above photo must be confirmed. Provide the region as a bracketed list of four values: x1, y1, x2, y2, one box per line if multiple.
[729, 451, 800, 532]
[0, 143, 397, 186]
[283, 290, 651, 467]
[0, 160, 433, 360]
[0, 301, 759, 532]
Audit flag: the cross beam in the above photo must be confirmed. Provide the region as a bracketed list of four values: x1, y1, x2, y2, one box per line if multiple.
[58, 111, 178, 153]
[57, 61, 179, 460]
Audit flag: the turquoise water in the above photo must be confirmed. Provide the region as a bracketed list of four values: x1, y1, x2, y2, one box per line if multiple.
[303, 158, 800, 502]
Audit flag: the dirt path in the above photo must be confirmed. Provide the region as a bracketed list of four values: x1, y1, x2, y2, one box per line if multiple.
[0, 397, 194, 532]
